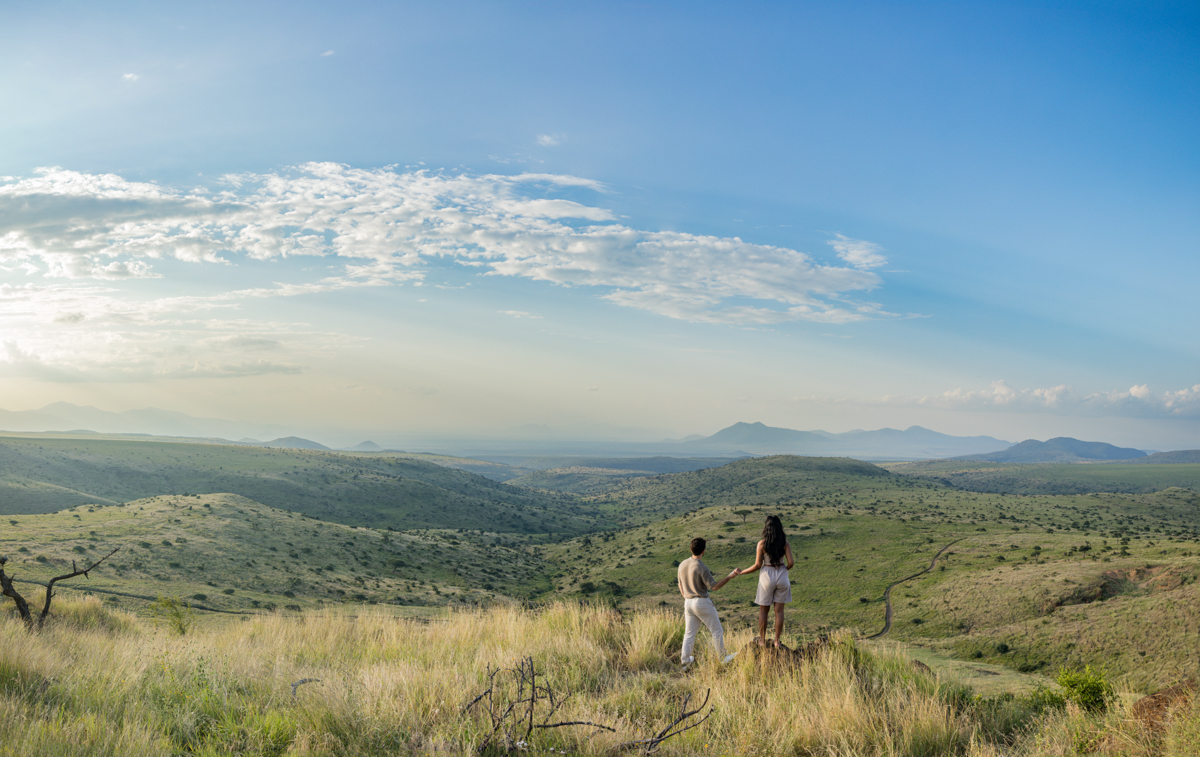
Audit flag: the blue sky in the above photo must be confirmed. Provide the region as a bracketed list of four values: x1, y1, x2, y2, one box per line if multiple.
[2, 0, 1198, 448]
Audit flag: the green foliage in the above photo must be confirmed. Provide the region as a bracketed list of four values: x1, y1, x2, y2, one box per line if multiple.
[150, 595, 194, 635]
[1055, 665, 1113, 712]
[1025, 684, 1067, 715]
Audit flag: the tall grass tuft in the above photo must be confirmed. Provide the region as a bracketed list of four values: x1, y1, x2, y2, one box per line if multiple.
[44, 595, 138, 635]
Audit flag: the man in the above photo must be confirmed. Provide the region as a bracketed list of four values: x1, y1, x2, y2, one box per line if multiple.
[677, 536, 739, 669]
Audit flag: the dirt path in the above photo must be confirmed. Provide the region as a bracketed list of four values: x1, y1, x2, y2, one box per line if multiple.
[863, 539, 963, 640]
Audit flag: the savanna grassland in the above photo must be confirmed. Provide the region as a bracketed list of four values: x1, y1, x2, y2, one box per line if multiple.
[4, 600, 1200, 756]
[0, 493, 553, 614]
[5, 433, 1200, 755]
[0, 434, 598, 534]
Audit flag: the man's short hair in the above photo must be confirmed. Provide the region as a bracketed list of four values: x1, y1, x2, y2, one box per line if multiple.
[690, 537, 706, 556]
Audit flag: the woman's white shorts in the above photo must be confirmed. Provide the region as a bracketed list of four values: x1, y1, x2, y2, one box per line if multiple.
[755, 564, 791, 606]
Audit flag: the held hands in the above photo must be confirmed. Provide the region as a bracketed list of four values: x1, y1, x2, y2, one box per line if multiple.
[729, 568, 741, 577]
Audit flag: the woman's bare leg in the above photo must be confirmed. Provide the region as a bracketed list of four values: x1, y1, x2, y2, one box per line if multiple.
[757, 605, 769, 645]
[773, 603, 785, 647]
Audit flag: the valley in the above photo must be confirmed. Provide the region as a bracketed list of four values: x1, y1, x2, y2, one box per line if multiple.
[5, 432, 1200, 696]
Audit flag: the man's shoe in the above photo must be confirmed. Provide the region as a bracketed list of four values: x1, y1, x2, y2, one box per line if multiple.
[681, 656, 695, 670]
[722, 652, 739, 664]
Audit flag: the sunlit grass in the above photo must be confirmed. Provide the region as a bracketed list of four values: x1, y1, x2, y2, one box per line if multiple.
[4, 598, 1197, 755]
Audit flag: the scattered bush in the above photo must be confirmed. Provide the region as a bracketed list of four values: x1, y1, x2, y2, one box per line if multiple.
[149, 596, 193, 635]
[1026, 684, 1067, 714]
[1056, 665, 1114, 712]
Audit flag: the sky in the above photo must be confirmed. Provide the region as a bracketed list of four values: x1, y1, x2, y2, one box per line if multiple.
[1, 0, 1198, 449]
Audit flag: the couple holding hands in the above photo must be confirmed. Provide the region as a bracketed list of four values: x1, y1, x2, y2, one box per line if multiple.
[676, 515, 795, 668]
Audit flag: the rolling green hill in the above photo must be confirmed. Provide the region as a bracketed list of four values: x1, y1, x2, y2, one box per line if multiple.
[506, 466, 662, 495]
[0, 434, 606, 534]
[0, 493, 554, 616]
[589, 455, 911, 525]
[887, 460, 1200, 495]
[6, 443, 1200, 694]
[949, 436, 1146, 463]
[541, 467, 1200, 692]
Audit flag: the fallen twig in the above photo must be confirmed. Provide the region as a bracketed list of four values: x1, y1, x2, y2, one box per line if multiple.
[615, 689, 712, 753]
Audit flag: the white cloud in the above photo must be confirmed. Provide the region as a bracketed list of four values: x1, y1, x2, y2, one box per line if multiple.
[536, 134, 563, 147]
[828, 234, 887, 269]
[880, 380, 1200, 419]
[155, 360, 304, 379]
[500, 310, 541, 319]
[0, 164, 899, 328]
[123, 73, 139, 82]
[320, 50, 335, 57]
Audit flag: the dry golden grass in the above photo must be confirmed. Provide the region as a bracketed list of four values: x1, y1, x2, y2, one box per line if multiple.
[2, 597, 1198, 756]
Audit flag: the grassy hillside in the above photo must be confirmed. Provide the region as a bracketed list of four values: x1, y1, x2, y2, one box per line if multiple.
[543, 474, 1200, 693]
[506, 466, 662, 495]
[0, 434, 603, 534]
[887, 460, 1200, 495]
[0, 493, 554, 614]
[2, 601, 1197, 756]
[5, 446, 1200, 701]
[499, 455, 740, 473]
[589, 455, 908, 525]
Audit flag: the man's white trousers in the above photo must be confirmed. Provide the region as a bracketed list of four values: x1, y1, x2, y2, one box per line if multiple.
[681, 597, 726, 664]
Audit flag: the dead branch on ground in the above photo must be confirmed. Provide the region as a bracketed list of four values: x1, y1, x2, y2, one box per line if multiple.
[615, 689, 713, 753]
[464, 656, 617, 754]
[463, 656, 713, 754]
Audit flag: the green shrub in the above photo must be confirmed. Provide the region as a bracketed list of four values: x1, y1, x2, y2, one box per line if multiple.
[1056, 665, 1113, 712]
[150, 596, 194, 635]
[1026, 684, 1067, 714]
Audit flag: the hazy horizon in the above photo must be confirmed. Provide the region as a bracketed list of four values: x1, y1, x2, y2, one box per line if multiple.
[3, 2, 1197, 451]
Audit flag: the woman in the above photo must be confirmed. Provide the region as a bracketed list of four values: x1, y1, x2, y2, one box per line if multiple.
[734, 515, 794, 648]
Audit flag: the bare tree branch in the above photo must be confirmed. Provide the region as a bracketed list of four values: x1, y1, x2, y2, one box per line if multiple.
[616, 689, 713, 753]
[0, 547, 120, 630]
[0, 556, 34, 626]
[39, 547, 120, 628]
[534, 721, 616, 732]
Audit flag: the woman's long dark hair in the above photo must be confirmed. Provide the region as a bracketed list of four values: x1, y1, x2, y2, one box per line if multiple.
[762, 515, 787, 567]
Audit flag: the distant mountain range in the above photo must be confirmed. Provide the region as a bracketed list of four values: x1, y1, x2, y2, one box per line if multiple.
[1125, 450, 1200, 463]
[252, 436, 332, 451]
[950, 436, 1147, 463]
[4, 404, 1189, 463]
[669, 421, 1012, 460]
[0, 402, 293, 442]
